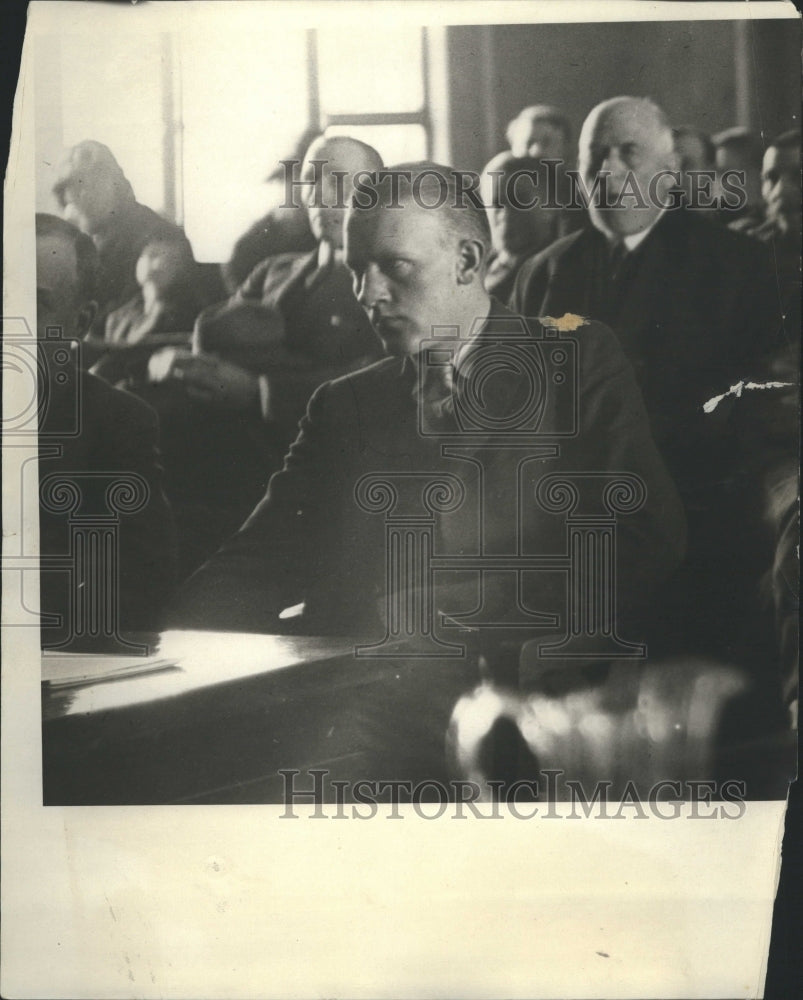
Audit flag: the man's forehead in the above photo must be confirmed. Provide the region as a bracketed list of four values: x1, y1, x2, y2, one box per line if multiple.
[523, 119, 561, 139]
[346, 201, 441, 254]
[303, 140, 367, 176]
[586, 103, 661, 144]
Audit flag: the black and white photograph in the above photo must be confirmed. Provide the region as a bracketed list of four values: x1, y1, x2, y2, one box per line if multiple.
[2, 1, 800, 996]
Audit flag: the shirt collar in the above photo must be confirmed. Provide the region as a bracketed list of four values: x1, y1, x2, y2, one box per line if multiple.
[608, 208, 667, 253]
[317, 241, 345, 270]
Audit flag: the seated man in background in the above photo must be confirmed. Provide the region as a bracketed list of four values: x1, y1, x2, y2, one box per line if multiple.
[505, 104, 584, 237]
[713, 126, 765, 229]
[506, 104, 572, 162]
[90, 236, 210, 387]
[735, 130, 801, 725]
[52, 140, 195, 340]
[672, 124, 718, 215]
[511, 97, 788, 700]
[482, 151, 573, 301]
[746, 129, 801, 349]
[135, 135, 385, 578]
[36, 214, 177, 643]
[185, 134, 385, 452]
[105, 238, 209, 346]
[222, 127, 319, 292]
[171, 164, 685, 662]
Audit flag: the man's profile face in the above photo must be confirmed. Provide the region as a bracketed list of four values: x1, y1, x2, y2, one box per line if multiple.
[136, 240, 188, 292]
[715, 145, 761, 210]
[60, 174, 116, 236]
[483, 163, 556, 256]
[510, 118, 567, 162]
[345, 201, 467, 357]
[36, 233, 87, 340]
[579, 101, 675, 237]
[302, 140, 365, 249]
[761, 144, 801, 233]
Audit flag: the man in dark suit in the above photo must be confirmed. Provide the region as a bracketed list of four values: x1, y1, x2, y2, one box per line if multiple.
[137, 136, 385, 576]
[171, 165, 685, 666]
[481, 152, 578, 302]
[52, 141, 194, 338]
[36, 214, 177, 643]
[511, 96, 784, 673]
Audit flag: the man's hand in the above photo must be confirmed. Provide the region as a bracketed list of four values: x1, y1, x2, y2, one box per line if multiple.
[169, 350, 260, 411]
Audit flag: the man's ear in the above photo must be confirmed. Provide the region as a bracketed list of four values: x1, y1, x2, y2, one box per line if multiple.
[76, 299, 98, 338]
[455, 238, 486, 285]
[665, 146, 681, 174]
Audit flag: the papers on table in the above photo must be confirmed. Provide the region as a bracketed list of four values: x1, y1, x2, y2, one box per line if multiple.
[42, 652, 179, 689]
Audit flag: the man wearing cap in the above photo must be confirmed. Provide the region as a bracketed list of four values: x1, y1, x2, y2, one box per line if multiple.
[52, 140, 194, 335]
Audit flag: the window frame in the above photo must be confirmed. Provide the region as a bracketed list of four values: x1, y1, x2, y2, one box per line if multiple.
[305, 27, 433, 159]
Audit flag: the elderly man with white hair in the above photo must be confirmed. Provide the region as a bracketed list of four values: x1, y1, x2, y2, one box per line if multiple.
[512, 96, 786, 700]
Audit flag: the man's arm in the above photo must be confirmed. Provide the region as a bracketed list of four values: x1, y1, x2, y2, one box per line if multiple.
[167, 382, 335, 631]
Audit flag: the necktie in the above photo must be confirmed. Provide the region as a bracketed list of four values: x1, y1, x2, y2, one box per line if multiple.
[412, 354, 456, 431]
[608, 239, 628, 283]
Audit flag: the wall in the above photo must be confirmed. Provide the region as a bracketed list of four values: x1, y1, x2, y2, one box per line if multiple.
[447, 18, 800, 174]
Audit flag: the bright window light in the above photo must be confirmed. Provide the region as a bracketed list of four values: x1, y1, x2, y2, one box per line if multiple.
[56, 34, 167, 216]
[181, 28, 308, 262]
[317, 26, 424, 115]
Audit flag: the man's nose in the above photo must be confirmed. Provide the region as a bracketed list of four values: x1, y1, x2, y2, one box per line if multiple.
[356, 265, 387, 308]
[600, 149, 626, 177]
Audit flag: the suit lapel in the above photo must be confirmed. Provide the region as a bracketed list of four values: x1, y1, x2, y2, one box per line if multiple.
[270, 250, 319, 312]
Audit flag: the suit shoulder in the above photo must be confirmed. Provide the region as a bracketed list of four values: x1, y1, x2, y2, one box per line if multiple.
[132, 202, 187, 242]
[261, 250, 313, 272]
[517, 229, 589, 282]
[318, 355, 399, 394]
[666, 208, 768, 261]
[243, 250, 314, 291]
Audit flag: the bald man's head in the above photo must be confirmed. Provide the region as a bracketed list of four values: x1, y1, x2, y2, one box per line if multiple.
[301, 135, 383, 247]
[578, 97, 678, 238]
[480, 151, 557, 256]
[506, 105, 572, 162]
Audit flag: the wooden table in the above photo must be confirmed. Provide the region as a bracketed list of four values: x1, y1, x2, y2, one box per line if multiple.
[43, 631, 795, 804]
[42, 630, 479, 804]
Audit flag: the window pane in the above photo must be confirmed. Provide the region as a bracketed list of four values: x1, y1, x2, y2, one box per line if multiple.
[181, 28, 308, 261]
[54, 34, 167, 217]
[317, 27, 424, 115]
[325, 124, 428, 167]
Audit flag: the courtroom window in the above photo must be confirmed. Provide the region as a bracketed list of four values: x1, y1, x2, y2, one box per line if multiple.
[314, 25, 430, 163]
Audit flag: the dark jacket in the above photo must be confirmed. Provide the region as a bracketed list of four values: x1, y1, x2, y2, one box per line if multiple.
[510, 209, 782, 497]
[511, 209, 789, 670]
[171, 306, 685, 643]
[91, 201, 192, 334]
[39, 360, 177, 642]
